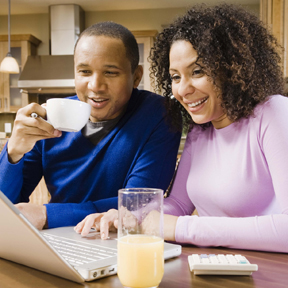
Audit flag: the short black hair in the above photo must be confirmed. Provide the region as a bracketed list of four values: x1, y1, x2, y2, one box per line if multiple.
[75, 21, 139, 72]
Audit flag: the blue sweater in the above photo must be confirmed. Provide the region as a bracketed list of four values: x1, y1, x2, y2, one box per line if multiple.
[0, 89, 181, 228]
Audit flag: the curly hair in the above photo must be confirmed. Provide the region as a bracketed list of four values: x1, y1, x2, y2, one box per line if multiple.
[284, 77, 288, 96]
[149, 3, 284, 131]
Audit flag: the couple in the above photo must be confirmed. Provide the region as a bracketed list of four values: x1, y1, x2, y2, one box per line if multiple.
[2, 3, 288, 253]
[76, 4, 288, 253]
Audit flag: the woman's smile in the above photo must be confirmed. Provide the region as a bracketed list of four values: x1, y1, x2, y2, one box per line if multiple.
[169, 40, 232, 129]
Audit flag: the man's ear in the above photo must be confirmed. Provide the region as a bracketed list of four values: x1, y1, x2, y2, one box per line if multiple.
[133, 65, 144, 88]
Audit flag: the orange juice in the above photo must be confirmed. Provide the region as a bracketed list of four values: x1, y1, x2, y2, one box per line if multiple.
[118, 235, 164, 288]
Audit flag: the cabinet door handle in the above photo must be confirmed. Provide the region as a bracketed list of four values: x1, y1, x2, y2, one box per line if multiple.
[4, 98, 7, 109]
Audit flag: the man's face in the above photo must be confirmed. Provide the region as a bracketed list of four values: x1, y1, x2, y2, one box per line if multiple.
[74, 35, 142, 122]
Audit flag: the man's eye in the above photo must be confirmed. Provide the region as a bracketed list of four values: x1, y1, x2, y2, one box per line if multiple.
[105, 71, 119, 76]
[79, 70, 90, 74]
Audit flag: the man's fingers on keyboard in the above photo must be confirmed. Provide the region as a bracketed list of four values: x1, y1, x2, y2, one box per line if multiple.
[81, 214, 103, 236]
[74, 220, 85, 233]
[99, 209, 118, 239]
[100, 217, 110, 240]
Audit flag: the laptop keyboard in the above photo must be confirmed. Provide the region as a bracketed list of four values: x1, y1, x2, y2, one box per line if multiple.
[43, 233, 117, 266]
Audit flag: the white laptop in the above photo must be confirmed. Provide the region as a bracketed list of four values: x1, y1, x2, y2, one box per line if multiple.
[0, 190, 182, 283]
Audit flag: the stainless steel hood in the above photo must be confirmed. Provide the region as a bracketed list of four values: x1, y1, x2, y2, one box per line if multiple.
[18, 55, 75, 93]
[18, 4, 84, 94]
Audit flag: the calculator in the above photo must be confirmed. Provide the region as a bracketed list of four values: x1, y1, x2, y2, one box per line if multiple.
[188, 254, 258, 275]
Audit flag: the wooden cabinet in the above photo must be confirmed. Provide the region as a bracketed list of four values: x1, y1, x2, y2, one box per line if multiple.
[29, 177, 50, 205]
[260, 0, 288, 77]
[0, 34, 41, 113]
[132, 30, 158, 92]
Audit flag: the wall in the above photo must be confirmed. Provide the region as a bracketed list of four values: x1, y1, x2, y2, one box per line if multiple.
[0, 14, 49, 55]
[0, 5, 259, 56]
[85, 8, 187, 31]
[0, 113, 15, 136]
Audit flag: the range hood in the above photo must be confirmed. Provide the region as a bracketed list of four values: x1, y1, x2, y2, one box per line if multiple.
[18, 55, 75, 93]
[18, 4, 84, 94]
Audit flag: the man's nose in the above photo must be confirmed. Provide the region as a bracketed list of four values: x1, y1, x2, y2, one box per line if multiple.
[88, 74, 106, 92]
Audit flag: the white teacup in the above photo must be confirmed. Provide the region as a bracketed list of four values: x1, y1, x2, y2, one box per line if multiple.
[46, 98, 91, 132]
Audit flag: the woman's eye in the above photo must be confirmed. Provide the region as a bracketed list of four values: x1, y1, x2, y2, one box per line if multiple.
[170, 75, 180, 81]
[193, 69, 204, 76]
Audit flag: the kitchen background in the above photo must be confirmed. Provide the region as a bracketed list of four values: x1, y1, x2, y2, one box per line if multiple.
[1, 0, 287, 203]
[0, 0, 260, 137]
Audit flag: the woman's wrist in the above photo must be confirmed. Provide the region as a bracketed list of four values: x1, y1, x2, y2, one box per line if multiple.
[164, 214, 178, 241]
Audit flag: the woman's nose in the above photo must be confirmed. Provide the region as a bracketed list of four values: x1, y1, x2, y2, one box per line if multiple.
[177, 78, 195, 98]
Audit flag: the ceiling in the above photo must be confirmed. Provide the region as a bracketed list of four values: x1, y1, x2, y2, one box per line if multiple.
[0, 0, 259, 15]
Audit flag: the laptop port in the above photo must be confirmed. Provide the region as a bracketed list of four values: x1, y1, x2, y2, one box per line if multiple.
[101, 269, 105, 275]
[109, 268, 115, 273]
[93, 271, 98, 278]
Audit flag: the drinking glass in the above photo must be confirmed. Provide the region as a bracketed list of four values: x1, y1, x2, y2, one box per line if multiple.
[117, 188, 164, 288]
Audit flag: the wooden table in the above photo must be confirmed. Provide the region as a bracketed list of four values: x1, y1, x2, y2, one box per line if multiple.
[0, 245, 287, 288]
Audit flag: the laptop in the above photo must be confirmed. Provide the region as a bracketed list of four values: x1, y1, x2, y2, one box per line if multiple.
[0, 190, 182, 283]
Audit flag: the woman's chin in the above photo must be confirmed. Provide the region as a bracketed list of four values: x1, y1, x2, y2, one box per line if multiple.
[191, 115, 209, 125]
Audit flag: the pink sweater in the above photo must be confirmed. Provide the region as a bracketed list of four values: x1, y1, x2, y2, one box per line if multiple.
[164, 95, 288, 253]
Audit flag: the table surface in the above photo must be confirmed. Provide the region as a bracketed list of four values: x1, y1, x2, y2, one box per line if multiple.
[0, 245, 287, 288]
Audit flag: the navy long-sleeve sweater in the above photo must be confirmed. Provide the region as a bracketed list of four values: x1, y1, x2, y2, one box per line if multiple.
[0, 89, 181, 228]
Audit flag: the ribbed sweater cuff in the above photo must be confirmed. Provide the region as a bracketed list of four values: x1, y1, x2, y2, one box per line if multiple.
[45, 201, 96, 228]
[175, 215, 198, 243]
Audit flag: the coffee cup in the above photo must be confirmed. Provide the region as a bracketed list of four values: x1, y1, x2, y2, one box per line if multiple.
[46, 98, 91, 132]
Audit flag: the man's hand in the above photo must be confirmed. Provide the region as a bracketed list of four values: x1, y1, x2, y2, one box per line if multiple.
[75, 208, 178, 242]
[74, 209, 118, 239]
[8, 103, 62, 164]
[74, 208, 138, 239]
[15, 203, 47, 230]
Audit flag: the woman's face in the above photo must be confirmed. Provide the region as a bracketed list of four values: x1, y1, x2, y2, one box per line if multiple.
[169, 40, 232, 129]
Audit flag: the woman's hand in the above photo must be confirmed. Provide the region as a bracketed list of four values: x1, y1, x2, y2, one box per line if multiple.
[74, 209, 118, 239]
[141, 211, 178, 241]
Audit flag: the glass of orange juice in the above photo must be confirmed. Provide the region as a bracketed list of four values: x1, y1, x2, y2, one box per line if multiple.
[117, 188, 164, 288]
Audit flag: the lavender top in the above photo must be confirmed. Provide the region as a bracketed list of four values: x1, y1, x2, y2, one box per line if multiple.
[164, 95, 288, 253]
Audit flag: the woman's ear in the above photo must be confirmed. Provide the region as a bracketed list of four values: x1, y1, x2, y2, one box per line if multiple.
[133, 65, 144, 88]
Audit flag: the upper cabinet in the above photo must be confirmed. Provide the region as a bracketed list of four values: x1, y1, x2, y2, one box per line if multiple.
[133, 30, 158, 92]
[0, 34, 41, 113]
[260, 0, 288, 77]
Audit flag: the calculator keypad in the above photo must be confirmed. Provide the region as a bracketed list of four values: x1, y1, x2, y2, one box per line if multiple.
[188, 254, 258, 275]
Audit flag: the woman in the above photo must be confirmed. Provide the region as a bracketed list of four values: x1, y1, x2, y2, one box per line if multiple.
[75, 4, 288, 253]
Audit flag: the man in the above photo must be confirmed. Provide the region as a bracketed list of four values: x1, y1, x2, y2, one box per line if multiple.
[0, 22, 181, 230]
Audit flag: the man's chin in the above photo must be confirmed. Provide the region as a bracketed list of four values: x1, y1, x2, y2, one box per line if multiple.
[89, 116, 106, 123]
[89, 111, 112, 123]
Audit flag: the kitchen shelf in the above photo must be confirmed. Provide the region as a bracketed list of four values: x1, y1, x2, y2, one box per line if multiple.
[0, 34, 41, 113]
